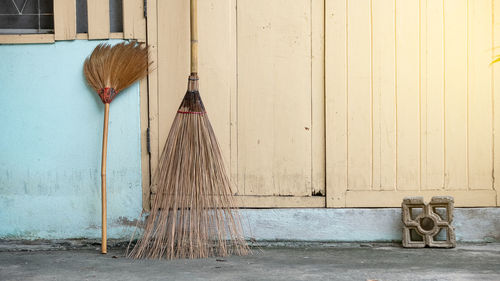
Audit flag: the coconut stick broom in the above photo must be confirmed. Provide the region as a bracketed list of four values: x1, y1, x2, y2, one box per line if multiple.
[127, 0, 249, 259]
[83, 42, 150, 254]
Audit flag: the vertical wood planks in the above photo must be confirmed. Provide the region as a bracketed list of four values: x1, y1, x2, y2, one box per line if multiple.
[420, 0, 428, 190]
[87, 0, 110, 39]
[326, 0, 348, 207]
[346, 0, 372, 190]
[372, 0, 396, 191]
[396, 0, 421, 190]
[151, 0, 235, 194]
[151, 0, 189, 199]
[146, 0, 159, 195]
[237, 0, 276, 196]
[198, 0, 235, 183]
[311, 0, 326, 197]
[145, 0, 497, 207]
[467, 0, 493, 190]
[424, 0, 445, 190]
[53, 0, 76, 41]
[123, 0, 146, 42]
[229, 0, 239, 193]
[156, 0, 190, 148]
[237, 0, 312, 196]
[325, 0, 496, 207]
[493, 0, 500, 205]
[444, 0, 468, 190]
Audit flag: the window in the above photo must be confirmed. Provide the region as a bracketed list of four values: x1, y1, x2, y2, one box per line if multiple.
[75, 0, 87, 33]
[109, 0, 123, 33]
[0, 0, 54, 34]
[0, 0, 144, 43]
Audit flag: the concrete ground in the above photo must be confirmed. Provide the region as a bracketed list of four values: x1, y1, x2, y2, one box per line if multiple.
[1, 243, 499, 281]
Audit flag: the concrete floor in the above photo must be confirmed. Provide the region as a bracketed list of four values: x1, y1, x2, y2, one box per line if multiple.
[1, 243, 499, 281]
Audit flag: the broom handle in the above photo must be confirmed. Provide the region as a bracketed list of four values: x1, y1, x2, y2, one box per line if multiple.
[190, 0, 198, 74]
[101, 103, 109, 254]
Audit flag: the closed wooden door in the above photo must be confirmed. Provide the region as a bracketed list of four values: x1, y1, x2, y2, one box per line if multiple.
[326, 0, 500, 207]
[146, 0, 500, 208]
[147, 0, 326, 207]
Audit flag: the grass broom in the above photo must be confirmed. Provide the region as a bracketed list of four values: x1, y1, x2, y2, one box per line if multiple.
[127, 0, 249, 259]
[83, 42, 150, 254]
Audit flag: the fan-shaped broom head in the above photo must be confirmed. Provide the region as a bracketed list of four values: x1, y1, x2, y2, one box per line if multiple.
[83, 41, 150, 103]
[127, 75, 250, 259]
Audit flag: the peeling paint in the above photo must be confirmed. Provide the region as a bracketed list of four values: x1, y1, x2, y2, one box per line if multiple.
[114, 216, 143, 228]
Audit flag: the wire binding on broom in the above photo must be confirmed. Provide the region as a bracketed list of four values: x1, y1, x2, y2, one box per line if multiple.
[177, 110, 206, 115]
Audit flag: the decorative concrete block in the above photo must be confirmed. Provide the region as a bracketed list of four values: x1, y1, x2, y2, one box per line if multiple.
[401, 196, 456, 248]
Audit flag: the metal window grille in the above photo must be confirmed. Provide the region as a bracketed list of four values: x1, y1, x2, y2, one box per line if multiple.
[0, 0, 54, 34]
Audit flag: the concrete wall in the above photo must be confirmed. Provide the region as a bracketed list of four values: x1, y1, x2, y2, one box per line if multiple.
[240, 208, 500, 242]
[0, 40, 143, 239]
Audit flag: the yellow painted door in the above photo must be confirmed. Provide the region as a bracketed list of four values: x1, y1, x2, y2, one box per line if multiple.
[146, 0, 499, 208]
[326, 0, 500, 207]
[147, 0, 326, 208]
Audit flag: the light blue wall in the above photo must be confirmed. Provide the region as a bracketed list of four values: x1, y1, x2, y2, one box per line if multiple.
[0, 40, 143, 239]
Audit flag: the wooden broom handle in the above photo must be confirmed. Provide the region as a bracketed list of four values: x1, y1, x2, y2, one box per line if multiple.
[101, 103, 109, 254]
[190, 0, 198, 74]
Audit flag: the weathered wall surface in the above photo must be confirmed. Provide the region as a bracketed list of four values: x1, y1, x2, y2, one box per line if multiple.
[0, 40, 142, 239]
[240, 208, 500, 242]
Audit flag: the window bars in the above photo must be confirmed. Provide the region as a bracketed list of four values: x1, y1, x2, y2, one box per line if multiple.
[0, 0, 54, 34]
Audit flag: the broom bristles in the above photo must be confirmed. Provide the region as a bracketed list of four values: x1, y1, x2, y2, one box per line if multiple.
[128, 80, 250, 259]
[83, 41, 150, 100]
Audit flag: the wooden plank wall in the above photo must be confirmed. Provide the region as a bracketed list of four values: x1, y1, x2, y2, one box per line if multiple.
[53, 0, 76, 40]
[87, 0, 110, 39]
[123, 0, 147, 42]
[326, 0, 498, 207]
[494, 0, 500, 205]
[149, 0, 326, 207]
[237, 0, 312, 197]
